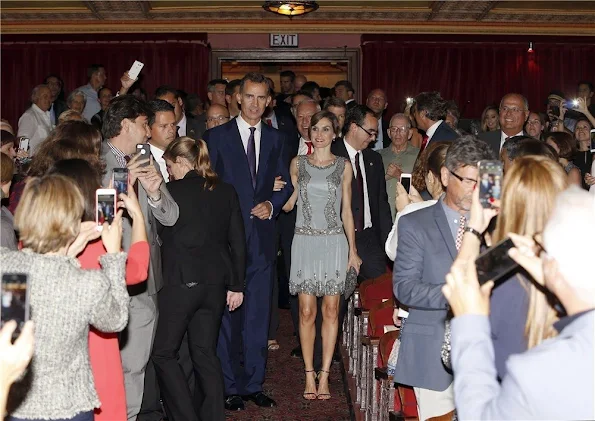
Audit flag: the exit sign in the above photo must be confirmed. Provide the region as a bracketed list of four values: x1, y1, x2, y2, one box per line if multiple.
[270, 33, 299, 48]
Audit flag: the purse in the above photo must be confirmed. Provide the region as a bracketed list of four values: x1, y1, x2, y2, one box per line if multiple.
[344, 266, 358, 299]
[441, 319, 452, 370]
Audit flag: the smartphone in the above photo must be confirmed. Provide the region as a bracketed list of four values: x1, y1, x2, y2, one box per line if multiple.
[128, 60, 144, 80]
[112, 168, 129, 196]
[1, 273, 30, 339]
[136, 143, 151, 167]
[478, 160, 503, 208]
[590, 129, 595, 152]
[96, 188, 117, 229]
[565, 99, 579, 109]
[475, 238, 519, 286]
[18, 137, 29, 152]
[400, 173, 412, 194]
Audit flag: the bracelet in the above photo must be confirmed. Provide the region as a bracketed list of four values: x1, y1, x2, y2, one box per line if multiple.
[464, 226, 482, 240]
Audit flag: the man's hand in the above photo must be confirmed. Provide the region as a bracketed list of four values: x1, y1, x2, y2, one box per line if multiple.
[385, 163, 402, 180]
[0, 320, 34, 386]
[395, 182, 412, 213]
[227, 291, 244, 312]
[585, 173, 595, 186]
[119, 71, 137, 95]
[128, 155, 163, 199]
[508, 233, 544, 286]
[251, 201, 273, 220]
[442, 261, 493, 317]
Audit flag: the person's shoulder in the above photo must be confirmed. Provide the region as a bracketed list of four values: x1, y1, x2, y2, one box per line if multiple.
[363, 148, 383, 164]
[400, 201, 438, 224]
[478, 129, 500, 141]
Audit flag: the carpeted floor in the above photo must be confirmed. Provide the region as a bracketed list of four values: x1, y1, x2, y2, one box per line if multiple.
[225, 309, 353, 421]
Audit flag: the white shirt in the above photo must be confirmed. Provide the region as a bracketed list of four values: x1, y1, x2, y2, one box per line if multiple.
[149, 144, 169, 182]
[344, 139, 372, 230]
[236, 113, 262, 172]
[17, 103, 53, 154]
[345, 99, 355, 105]
[297, 136, 311, 156]
[500, 130, 524, 150]
[371, 119, 385, 151]
[78, 83, 100, 122]
[425, 120, 443, 141]
[177, 114, 187, 137]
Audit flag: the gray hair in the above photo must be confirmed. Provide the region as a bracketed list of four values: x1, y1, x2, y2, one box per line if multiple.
[67, 90, 87, 108]
[500, 93, 529, 111]
[293, 98, 321, 117]
[389, 113, 411, 130]
[31, 84, 49, 102]
[444, 135, 494, 172]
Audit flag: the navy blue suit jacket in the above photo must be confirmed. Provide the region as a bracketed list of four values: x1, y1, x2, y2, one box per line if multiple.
[204, 118, 293, 262]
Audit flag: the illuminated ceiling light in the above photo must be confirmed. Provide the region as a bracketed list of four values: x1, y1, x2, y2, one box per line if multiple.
[262, 1, 319, 18]
[528, 41, 534, 52]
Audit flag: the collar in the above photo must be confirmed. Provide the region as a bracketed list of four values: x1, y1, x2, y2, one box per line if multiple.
[149, 143, 165, 160]
[345, 99, 355, 104]
[32, 103, 50, 115]
[107, 141, 128, 166]
[426, 120, 443, 139]
[178, 113, 187, 130]
[343, 138, 359, 160]
[440, 195, 469, 222]
[237, 113, 263, 132]
[183, 170, 202, 180]
[553, 309, 593, 333]
[501, 130, 524, 141]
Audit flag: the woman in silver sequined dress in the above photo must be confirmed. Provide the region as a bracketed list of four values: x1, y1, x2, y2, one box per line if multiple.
[283, 111, 361, 401]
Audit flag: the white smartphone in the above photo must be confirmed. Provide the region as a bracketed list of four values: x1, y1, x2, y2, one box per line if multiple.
[128, 60, 144, 80]
[95, 188, 117, 230]
[590, 129, 595, 152]
[18, 137, 29, 152]
[400, 173, 412, 194]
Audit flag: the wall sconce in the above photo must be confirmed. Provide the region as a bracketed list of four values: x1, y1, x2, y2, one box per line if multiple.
[262, 1, 319, 18]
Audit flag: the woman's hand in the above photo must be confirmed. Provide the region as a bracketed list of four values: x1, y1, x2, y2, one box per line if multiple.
[585, 173, 595, 186]
[348, 250, 363, 275]
[0, 320, 34, 386]
[575, 97, 592, 117]
[395, 182, 412, 213]
[16, 149, 29, 160]
[118, 190, 143, 220]
[408, 185, 423, 204]
[67, 221, 102, 257]
[442, 260, 494, 317]
[468, 179, 499, 234]
[507, 233, 544, 286]
[272, 176, 286, 192]
[101, 210, 124, 254]
[227, 291, 244, 312]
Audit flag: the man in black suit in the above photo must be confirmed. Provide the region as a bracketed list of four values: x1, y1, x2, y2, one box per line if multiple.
[479, 93, 529, 157]
[366, 88, 390, 151]
[44, 74, 68, 125]
[334, 80, 357, 111]
[155, 85, 205, 141]
[412, 91, 459, 153]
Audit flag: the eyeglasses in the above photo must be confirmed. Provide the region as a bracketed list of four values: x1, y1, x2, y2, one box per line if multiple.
[449, 170, 477, 187]
[500, 106, 526, 114]
[207, 116, 230, 123]
[357, 124, 377, 138]
[388, 126, 409, 134]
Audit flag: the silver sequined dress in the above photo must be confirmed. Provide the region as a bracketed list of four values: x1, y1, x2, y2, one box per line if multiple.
[289, 155, 352, 296]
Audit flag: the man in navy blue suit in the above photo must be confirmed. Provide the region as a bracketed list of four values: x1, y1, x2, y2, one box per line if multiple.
[203, 72, 293, 411]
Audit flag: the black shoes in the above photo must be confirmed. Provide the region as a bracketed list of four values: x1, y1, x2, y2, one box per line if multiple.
[242, 392, 277, 407]
[224, 395, 245, 411]
[290, 345, 303, 358]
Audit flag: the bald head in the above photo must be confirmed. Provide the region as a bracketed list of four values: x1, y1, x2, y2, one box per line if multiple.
[206, 103, 230, 130]
[499, 93, 530, 136]
[295, 75, 307, 91]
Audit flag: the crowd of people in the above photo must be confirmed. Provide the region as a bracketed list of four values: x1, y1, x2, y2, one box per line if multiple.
[0, 63, 594, 421]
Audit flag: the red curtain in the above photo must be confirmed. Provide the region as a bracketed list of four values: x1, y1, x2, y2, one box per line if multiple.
[1, 33, 209, 128]
[361, 35, 595, 119]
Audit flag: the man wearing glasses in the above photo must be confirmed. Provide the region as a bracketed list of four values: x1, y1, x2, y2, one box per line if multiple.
[206, 104, 230, 130]
[479, 93, 529, 155]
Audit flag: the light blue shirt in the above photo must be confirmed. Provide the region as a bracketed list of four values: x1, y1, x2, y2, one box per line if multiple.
[78, 83, 100, 122]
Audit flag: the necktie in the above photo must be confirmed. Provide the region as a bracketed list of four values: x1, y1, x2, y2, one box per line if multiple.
[247, 127, 257, 189]
[175, 126, 180, 138]
[420, 134, 430, 152]
[354, 152, 365, 232]
[265, 118, 273, 127]
[124, 155, 139, 196]
[455, 215, 466, 251]
[306, 141, 313, 155]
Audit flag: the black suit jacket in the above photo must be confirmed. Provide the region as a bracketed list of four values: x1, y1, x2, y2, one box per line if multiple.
[185, 113, 206, 141]
[478, 129, 526, 158]
[430, 121, 459, 144]
[345, 100, 358, 111]
[159, 171, 246, 292]
[331, 138, 392, 245]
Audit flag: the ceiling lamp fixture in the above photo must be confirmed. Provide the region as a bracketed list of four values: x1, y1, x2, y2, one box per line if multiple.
[263, 1, 319, 18]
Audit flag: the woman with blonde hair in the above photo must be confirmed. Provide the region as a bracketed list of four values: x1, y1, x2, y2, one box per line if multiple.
[481, 105, 500, 132]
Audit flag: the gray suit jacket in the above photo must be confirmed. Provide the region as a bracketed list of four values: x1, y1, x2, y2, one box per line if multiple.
[100, 142, 179, 295]
[392, 201, 454, 391]
[451, 310, 595, 420]
[478, 130, 502, 157]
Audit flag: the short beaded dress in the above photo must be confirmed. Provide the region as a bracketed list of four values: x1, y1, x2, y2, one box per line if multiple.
[289, 155, 355, 297]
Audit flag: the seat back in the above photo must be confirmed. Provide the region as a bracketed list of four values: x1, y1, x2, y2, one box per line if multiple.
[368, 299, 395, 336]
[360, 273, 393, 310]
[378, 329, 399, 366]
[396, 385, 418, 418]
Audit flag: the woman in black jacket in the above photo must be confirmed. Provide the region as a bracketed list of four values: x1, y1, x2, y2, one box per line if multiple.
[151, 137, 246, 421]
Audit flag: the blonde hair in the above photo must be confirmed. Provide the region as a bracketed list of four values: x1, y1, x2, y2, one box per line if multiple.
[493, 155, 568, 348]
[163, 137, 218, 191]
[58, 109, 85, 124]
[14, 175, 84, 254]
[1, 152, 14, 184]
[481, 105, 500, 132]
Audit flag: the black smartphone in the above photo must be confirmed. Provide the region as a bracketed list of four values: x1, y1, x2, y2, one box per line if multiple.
[590, 129, 595, 153]
[400, 173, 412, 194]
[478, 160, 503, 208]
[1, 273, 30, 339]
[136, 143, 151, 167]
[112, 168, 129, 196]
[475, 238, 519, 286]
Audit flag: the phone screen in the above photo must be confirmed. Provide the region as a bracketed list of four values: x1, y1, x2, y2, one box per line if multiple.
[97, 194, 116, 225]
[478, 161, 503, 208]
[590, 129, 595, 152]
[136, 144, 151, 167]
[475, 238, 519, 286]
[400, 174, 411, 194]
[113, 169, 129, 196]
[1, 273, 30, 338]
[18, 137, 29, 152]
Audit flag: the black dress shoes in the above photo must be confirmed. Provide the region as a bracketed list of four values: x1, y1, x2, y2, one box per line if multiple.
[242, 392, 277, 407]
[224, 395, 245, 411]
[290, 345, 303, 358]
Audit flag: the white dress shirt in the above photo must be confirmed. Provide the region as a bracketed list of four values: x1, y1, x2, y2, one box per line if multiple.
[345, 99, 355, 106]
[371, 119, 385, 151]
[425, 120, 443, 141]
[177, 114, 187, 137]
[17, 103, 53, 154]
[149, 143, 169, 182]
[236, 113, 262, 172]
[344, 139, 372, 229]
[500, 130, 523, 150]
[297, 136, 312, 156]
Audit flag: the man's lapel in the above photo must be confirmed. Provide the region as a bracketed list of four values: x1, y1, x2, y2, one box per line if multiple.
[256, 125, 273, 192]
[433, 203, 457, 261]
[229, 119, 255, 191]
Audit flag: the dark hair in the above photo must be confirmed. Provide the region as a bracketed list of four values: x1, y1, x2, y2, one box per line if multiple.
[577, 81, 593, 93]
[47, 159, 101, 222]
[131, 86, 148, 101]
[445, 135, 494, 172]
[280, 70, 296, 81]
[501, 135, 527, 161]
[445, 100, 460, 120]
[1, 130, 16, 147]
[343, 104, 375, 136]
[207, 79, 228, 92]
[412, 141, 449, 192]
[43, 74, 65, 101]
[102, 95, 152, 140]
[184, 93, 203, 114]
[239, 73, 270, 96]
[87, 64, 105, 79]
[413, 91, 447, 122]
[147, 100, 175, 126]
[546, 131, 576, 160]
[309, 110, 340, 138]
[98, 86, 112, 97]
[1, 153, 14, 184]
[163, 137, 218, 190]
[154, 85, 180, 100]
[301, 81, 320, 97]
[225, 79, 242, 96]
[334, 80, 354, 94]
[509, 137, 558, 162]
[323, 96, 346, 110]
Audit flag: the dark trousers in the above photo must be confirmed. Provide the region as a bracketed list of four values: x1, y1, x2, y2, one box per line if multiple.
[151, 284, 226, 421]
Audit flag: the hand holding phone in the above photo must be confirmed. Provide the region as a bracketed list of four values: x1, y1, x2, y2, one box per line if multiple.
[112, 168, 129, 196]
[590, 129, 595, 152]
[478, 160, 503, 209]
[18, 137, 29, 152]
[136, 144, 151, 167]
[96, 189, 117, 230]
[128, 60, 144, 81]
[1, 273, 30, 340]
[475, 238, 518, 286]
[400, 173, 412, 194]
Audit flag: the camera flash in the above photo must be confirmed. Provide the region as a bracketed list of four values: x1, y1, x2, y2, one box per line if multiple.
[406, 97, 413, 104]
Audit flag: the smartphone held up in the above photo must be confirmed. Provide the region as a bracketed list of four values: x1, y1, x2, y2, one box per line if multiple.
[96, 188, 117, 230]
[112, 168, 129, 196]
[136, 143, 151, 167]
[1, 273, 30, 339]
[400, 173, 412, 194]
[478, 160, 503, 208]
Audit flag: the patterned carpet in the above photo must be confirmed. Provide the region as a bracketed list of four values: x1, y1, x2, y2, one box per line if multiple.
[225, 309, 353, 421]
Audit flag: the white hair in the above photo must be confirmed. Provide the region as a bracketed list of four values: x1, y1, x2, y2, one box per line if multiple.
[543, 186, 595, 301]
[67, 89, 87, 108]
[293, 98, 321, 118]
[31, 84, 49, 102]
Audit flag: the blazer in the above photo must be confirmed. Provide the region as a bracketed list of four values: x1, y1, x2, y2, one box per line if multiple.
[451, 310, 595, 420]
[101, 142, 179, 295]
[478, 129, 526, 157]
[203, 118, 293, 262]
[186, 113, 206, 141]
[159, 172, 246, 292]
[331, 138, 392, 245]
[345, 100, 358, 111]
[392, 201, 455, 391]
[429, 121, 459, 144]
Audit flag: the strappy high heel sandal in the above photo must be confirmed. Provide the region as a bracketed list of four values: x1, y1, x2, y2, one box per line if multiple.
[303, 370, 318, 400]
[316, 370, 331, 400]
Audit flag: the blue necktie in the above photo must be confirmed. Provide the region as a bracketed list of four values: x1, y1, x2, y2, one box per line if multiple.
[247, 127, 257, 189]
